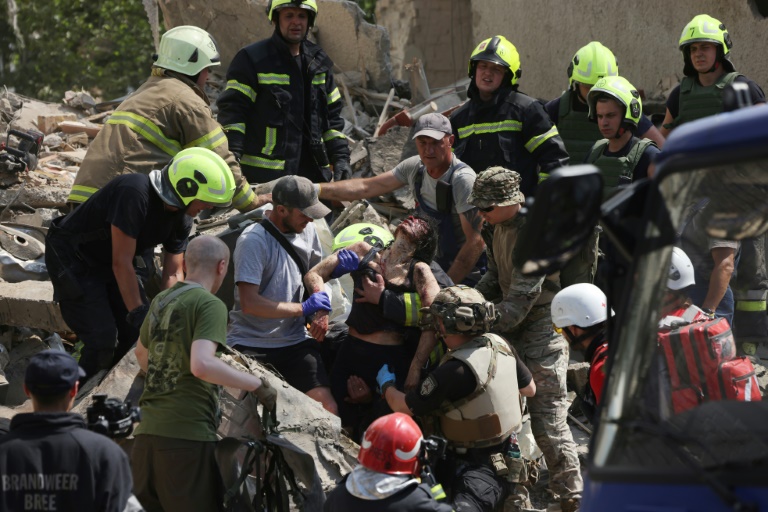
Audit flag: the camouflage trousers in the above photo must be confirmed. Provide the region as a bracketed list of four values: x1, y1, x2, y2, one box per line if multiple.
[500, 306, 583, 501]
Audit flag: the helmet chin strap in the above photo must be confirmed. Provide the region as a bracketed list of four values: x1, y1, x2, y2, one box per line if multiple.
[704, 60, 720, 74]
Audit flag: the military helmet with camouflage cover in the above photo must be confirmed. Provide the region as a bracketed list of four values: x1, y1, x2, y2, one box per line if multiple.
[423, 285, 498, 335]
[467, 166, 524, 209]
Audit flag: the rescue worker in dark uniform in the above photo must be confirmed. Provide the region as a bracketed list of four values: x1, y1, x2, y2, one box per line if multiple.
[324, 412, 453, 512]
[584, 76, 660, 200]
[317, 113, 485, 286]
[304, 215, 440, 437]
[450, 35, 569, 198]
[377, 286, 536, 512]
[660, 14, 765, 138]
[217, 0, 351, 185]
[0, 351, 135, 512]
[544, 41, 665, 164]
[45, 148, 236, 379]
[552, 284, 610, 422]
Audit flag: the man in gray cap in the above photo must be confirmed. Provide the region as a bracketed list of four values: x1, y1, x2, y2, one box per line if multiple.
[469, 166, 583, 512]
[227, 175, 337, 415]
[318, 112, 485, 286]
[0, 350, 135, 512]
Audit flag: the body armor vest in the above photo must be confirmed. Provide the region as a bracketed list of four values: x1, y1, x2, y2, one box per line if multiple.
[557, 89, 602, 164]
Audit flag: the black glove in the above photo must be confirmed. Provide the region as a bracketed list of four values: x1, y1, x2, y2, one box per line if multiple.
[333, 160, 352, 182]
[126, 303, 150, 330]
[231, 151, 242, 164]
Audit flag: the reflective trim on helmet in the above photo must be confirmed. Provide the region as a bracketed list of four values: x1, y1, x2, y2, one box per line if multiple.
[262, 127, 277, 155]
[431, 484, 447, 501]
[223, 123, 246, 135]
[231, 185, 256, 211]
[327, 87, 341, 104]
[457, 120, 522, 138]
[225, 80, 257, 102]
[312, 73, 326, 85]
[322, 129, 346, 142]
[258, 73, 290, 85]
[108, 111, 182, 157]
[185, 126, 227, 151]
[67, 184, 98, 203]
[403, 292, 422, 327]
[240, 154, 285, 170]
[525, 126, 559, 153]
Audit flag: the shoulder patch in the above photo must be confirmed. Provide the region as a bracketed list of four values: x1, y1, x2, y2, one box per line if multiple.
[420, 375, 438, 397]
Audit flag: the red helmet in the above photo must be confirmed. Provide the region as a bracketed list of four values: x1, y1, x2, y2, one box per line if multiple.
[358, 413, 423, 475]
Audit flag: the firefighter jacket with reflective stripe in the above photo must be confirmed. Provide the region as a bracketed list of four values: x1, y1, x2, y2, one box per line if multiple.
[217, 31, 349, 184]
[672, 72, 741, 129]
[556, 89, 603, 164]
[437, 333, 522, 449]
[450, 86, 569, 197]
[68, 70, 256, 212]
[586, 137, 656, 198]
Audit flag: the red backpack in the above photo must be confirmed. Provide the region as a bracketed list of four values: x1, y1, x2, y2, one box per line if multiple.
[657, 314, 762, 414]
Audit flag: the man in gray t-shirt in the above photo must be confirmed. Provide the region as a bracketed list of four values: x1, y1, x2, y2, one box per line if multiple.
[227, 176, 338, 415]
[318, 113, 485, 285]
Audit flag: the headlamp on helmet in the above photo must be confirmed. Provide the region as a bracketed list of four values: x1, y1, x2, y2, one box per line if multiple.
[426, 285, 497, 335]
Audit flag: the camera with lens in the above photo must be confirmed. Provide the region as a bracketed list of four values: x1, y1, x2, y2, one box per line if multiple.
[86, 394, 141, 439]
[419, 435, 447, 485]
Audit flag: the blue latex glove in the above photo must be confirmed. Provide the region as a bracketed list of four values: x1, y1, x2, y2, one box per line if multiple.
[330, 249, 360, 279]
[301, 291, 332, 317]
[376, 364, 396, 394]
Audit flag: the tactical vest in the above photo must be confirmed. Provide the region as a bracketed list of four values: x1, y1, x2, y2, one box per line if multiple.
[674, 72, 741, 128]
[438, 333, 522, 449]
[557, 89, 602, 164]
[586, 137, 655, 199]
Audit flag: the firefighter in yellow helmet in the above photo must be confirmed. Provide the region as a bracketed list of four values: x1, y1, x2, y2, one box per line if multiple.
[660, 14, 765, 137]
[217, 0, 352, 186]
[450, 35, 569, 198]
[68, 26, 265, 213]
[46, 148, 235, 380]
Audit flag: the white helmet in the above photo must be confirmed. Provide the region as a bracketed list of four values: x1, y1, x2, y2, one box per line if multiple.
[154, 26, 221, 76]
[668, 247, 695, 290]
[552, 283, 608, 328]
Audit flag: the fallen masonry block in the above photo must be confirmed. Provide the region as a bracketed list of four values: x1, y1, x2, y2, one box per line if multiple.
[37, 114, 77, 135]
[0, 281, 69, 333]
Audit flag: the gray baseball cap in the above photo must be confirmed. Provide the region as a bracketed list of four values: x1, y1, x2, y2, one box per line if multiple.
[412, 113, 452, 140]
[272, 175, 330, 219]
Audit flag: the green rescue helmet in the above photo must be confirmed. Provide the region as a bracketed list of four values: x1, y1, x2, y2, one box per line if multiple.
[587, 76, 642, 129]
[267, 0, 318, 28]
[153, 26, 221, 77]
[568, 41, 618, 87]
[150, 147, 236, 208]
[468, 36, 522, 87]
[332, 223, 393, 252]
[679, 14, 735, 76]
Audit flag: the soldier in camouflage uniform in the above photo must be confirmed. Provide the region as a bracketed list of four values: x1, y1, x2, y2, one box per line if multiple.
[469, 167, 583, 512]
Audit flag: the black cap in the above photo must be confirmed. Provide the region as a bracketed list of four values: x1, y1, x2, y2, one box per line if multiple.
[272, 175, 330, 219]
[25, 350, 85, 396]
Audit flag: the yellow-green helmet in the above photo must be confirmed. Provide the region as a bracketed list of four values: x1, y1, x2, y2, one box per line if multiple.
[332, 223, 393, 252]
[568, 41, 618, 87]
[468, 36, 522, 87]
[678, 14, 735, 76]
[267, 0, 318, 28]
[587, 76, 642, 129]
[154, 26, 220, 77]
[150, 148, 235, 208]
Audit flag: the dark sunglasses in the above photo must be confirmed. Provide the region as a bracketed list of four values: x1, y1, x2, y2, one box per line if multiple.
[477, 205, 495, 213]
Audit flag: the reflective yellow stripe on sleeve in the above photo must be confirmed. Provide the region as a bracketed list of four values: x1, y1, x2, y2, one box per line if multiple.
[525, 125, 559, 153]
[223, 123, 246, 135]
[240, 154, 285, 171]
[67, 184, 99, 203]
[184, 126, 227, 151]
[736, 300, 767, 312]
[456, 119, 522, 138]
[231, 184, 256, 211]
[312, 73, 327, 85]
[403, 292, 422, 327]
[257, 73, 290, 85]
[327, 87, 341, 104]
[322, 129, 346, 142]
[262, 127, 277, 155]
[431, 484, 447, 501]
[225, 80, 257, 102]
[107, 111, 182, 157]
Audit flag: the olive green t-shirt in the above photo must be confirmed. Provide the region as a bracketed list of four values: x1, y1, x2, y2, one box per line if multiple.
[135, 282, 228, 442]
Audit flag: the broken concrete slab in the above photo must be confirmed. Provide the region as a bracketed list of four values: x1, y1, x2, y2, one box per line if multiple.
[2, 335, 48, 406]
[0, 281, 69, 332]
[0, 184, 68, 208]
[37, 114, 78, 135]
